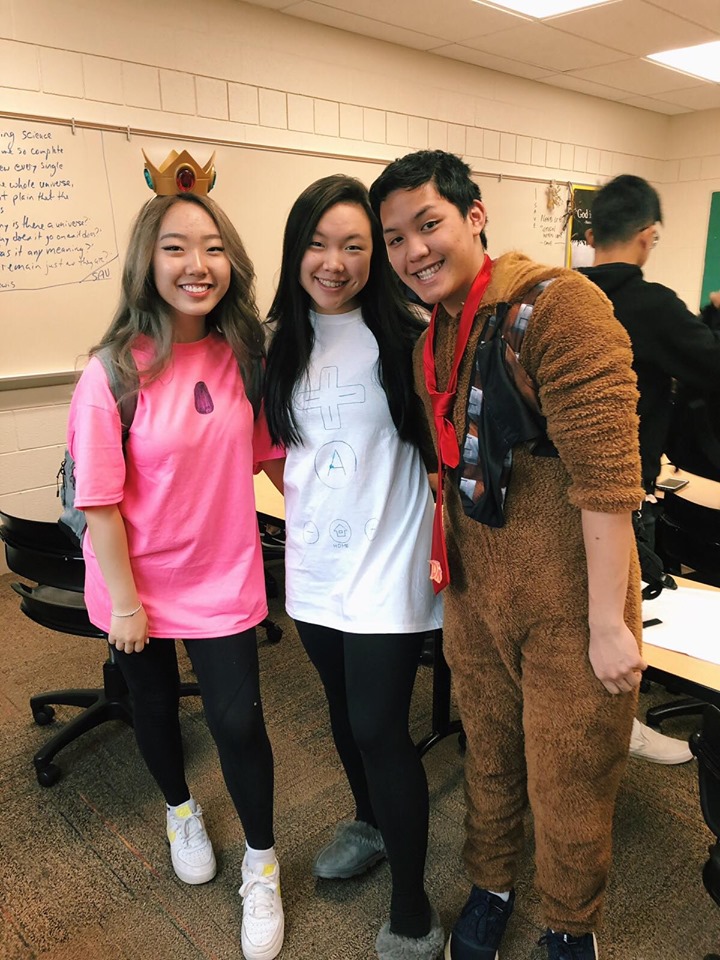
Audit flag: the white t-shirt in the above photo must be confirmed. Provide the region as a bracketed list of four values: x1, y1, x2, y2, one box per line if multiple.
[283, 307, 442, 634]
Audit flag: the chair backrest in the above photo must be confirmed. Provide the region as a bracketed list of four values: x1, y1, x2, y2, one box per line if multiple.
[0, 509, 103, 638]
[657, 493, 720, 585]
[11, 581, 104, 638]
[0, 510, 85, 592]
[691, 706, 720, 908]
[692, 706, 720, 835]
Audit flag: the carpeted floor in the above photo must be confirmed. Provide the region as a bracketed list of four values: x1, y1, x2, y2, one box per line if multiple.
[0, 563, 718, 960]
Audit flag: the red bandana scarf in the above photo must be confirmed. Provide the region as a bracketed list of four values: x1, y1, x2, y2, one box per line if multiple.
[422, 256, 493, 592]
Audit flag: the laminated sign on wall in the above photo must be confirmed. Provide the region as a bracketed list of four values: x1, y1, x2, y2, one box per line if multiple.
[565, 184, 598, 269]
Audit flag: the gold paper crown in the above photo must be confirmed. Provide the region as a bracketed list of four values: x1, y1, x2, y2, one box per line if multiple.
[143, 149, 216, 196]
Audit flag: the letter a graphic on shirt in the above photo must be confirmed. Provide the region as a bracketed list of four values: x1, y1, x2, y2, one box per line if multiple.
[328, 448, 346, 477]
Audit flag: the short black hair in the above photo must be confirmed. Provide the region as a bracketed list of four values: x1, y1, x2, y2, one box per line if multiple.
[590, 174, 663, 247]
[369, 149, 487, 249]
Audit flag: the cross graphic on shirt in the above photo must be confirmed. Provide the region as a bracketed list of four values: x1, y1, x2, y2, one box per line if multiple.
[302, 365, 366, 430]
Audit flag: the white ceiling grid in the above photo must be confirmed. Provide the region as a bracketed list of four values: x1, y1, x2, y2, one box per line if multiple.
[243, 0, 720, 114]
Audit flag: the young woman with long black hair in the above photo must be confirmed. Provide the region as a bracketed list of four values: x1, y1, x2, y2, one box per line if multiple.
[264, 174, 443, 960]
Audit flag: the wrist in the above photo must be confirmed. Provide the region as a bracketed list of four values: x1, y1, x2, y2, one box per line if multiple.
[111, 601, 143, 618]
[588, 619, 625, 636]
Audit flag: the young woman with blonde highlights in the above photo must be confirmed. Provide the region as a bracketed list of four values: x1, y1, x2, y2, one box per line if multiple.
[68, 191, 284, 960]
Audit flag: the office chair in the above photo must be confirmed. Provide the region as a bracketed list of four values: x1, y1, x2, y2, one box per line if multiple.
[690, 705, 720, 912]
[657, 491, 720, 586]
[1, 510, 202, 787]
[647, 492, 720, 729]
[1, 510, 281, 787]
[415, 630, 465, 757]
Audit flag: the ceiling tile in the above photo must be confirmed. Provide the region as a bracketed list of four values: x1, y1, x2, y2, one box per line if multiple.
[655, 84, 720, 110]
[549, 0, 718, 57]
[462, 21, 628, 71]
[618, 94, 691, 114]
[239, 0, 299, 8]
[541, 72, 632, 100]
[240, 0, 720, 115]
[284, 1, 442, 50]
[643, 0, 720, 32]
[290, 0, 523, 44]
[434, 44, 553, 79]
[568, 57, 709, 94]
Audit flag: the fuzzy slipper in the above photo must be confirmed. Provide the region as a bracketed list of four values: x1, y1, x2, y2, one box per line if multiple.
[375, 907, 444, 960]
[312, 819, 386, 879]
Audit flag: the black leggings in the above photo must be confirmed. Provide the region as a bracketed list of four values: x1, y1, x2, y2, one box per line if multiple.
[295, 621, 430, 937]
[116, 630, 274, 850]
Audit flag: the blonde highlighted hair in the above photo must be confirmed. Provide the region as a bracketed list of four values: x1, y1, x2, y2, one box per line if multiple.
[91, 193, 265, 415]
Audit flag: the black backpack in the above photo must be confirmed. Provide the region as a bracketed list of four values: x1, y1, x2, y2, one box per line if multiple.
[57, 348, 138, 547]
[632, 508, 666, 600]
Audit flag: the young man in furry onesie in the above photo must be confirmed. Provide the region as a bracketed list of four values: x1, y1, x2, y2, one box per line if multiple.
[370, 151, 645, 960]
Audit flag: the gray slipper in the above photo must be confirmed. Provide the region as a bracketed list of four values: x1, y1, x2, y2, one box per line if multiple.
[312, 819, 386, 879]
[375, 907, 444, 960]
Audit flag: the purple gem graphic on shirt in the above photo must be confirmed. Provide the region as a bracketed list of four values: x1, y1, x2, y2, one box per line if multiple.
[194, 381, 214, 414]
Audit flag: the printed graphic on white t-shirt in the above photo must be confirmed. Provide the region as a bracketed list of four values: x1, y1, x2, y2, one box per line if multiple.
[282, 307, 442, 634]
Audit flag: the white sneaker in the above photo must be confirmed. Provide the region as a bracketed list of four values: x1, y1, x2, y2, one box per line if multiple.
[629, 718, 693, 765]
[239, 856, 284, 960]
[166, 799, 217, 884]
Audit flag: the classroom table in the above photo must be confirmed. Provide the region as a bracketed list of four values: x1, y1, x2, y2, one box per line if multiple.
[254, 470, 285, 524]
[657, 465, 720, 510]
[644, 576, 720, 712]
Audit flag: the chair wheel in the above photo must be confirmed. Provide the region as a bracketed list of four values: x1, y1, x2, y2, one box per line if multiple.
[36, 763, 61, 787]
[265, 624, 282, 643]
[33, 706, 55, 726]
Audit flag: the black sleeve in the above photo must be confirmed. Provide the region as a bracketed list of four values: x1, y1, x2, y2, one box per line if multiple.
[700, 302, 720, 333]
[641, 284, 720, 393]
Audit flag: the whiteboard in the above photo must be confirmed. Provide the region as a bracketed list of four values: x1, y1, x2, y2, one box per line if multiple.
[0, 116, 568, 381]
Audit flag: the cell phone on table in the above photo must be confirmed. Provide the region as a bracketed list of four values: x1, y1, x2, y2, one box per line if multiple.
[655, 477, 689, 492]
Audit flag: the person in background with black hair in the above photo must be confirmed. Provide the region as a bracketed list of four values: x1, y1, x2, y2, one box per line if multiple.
[581, 174, 720, 765]
[264, 175, 443, 960]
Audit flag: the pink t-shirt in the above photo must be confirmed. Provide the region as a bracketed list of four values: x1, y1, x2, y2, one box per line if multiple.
[67, 333, 279, 638]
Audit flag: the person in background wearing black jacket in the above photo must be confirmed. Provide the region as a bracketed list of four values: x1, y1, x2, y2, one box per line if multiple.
[581, 173, 720, 766]
[667, 291, 720, 480]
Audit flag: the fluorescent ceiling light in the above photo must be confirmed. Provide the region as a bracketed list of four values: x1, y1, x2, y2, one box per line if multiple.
[648, 41, 720, 83]
[473, 0, 616, 17]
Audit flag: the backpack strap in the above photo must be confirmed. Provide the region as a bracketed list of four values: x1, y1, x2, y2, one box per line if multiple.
[95, 346, 139, 445]
[57, 348, 139, 548]
[456, 278, 557, 527]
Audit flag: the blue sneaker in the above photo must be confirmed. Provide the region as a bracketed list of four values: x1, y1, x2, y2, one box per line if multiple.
[539, 930, 598, 959]
[445, 887, 515, 959]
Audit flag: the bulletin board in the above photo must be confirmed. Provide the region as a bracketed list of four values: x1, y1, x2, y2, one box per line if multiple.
[701, 191, 720, 308]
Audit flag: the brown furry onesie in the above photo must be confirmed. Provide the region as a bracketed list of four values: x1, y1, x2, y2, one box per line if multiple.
[414, 252, 644, 934]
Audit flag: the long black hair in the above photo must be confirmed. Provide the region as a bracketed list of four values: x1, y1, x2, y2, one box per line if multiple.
[264, 174, 426, 446]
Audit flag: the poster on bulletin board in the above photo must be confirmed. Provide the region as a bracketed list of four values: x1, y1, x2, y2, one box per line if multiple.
[565, 184, 599, 268]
